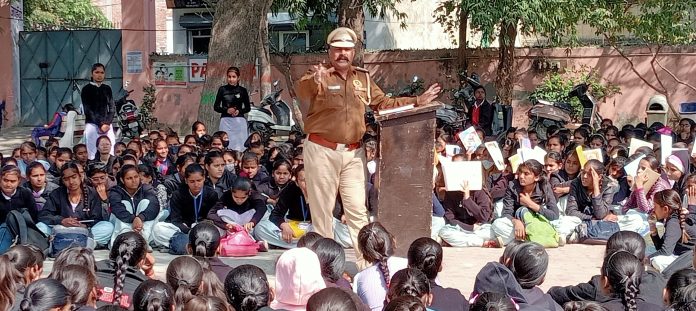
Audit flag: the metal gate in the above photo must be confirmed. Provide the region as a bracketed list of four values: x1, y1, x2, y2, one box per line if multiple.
[19, 30, 123, 126]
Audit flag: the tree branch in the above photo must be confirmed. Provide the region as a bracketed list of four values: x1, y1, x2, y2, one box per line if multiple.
[604, 34, 666, 94]
[654, 56, 696, 95]
[648, 45, 668, 98]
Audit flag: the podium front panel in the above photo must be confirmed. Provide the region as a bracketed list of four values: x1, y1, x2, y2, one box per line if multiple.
[375, 107, 437, 257]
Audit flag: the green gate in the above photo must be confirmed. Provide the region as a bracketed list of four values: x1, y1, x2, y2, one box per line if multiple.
[19, 30, 123, 126]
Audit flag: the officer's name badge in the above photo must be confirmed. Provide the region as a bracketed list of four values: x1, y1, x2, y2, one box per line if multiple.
[328, 85, 341, 91]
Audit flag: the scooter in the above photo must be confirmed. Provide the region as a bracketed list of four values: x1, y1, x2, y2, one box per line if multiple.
[527, 83, 601, 139]
[115, 87, 143, 140]
[247, 81, 296, 141]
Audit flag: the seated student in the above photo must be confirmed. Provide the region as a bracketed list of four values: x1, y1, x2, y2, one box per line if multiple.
[663, 269, 696, 310]
[17, 142, 48, 177]
[598, 251, 663, 311]
[187, 221, 232, 283]
[73, 144, 89, 168]
[132, 280, 174, 311]
[208, 177, 267, 235]
[384, 296, 427, 311]
[254, 165, 311, 249]
[270, 247, 326, 310]
[502, 242, 562, 311]
[256, 159, 293, 207]
[31, 104, 73, 146]
[624, 155, 670, 214]
[48, 247, 96, 279]
[665, 155, 687, 194]
[204, 150, 237, 198]
[17, 278, 73, 311]
[96, 232, 153, 309]
[469, 292, 516, 311]
[308, 288, 359, 311]
[564, 160, 618, 242]
[353, 222, 408, 311]
[407, 237, 468, 311]
[114, 141, 127, 157]
[167, 256, 226, 307]
[38, 161, 113, 248]
[223, 265, 272, 311]
[548, 231, 666, 306]
[545, 151, 566, 198]
[649, 189, 696, 272]
[384, 268, 434, 310]
[239, 152, 269, 188]
[23, 161, 59, 212]
[607, 157, 631, 207]
[551, 150, 581, 200]
[545, 135, 567, 155]
[142, 138, 176, 178]
[3, 245, 44, 309]
[52, 264, 99, 311]
[89, 136, 116, 175]
[108, 164, 160, 246]
[137, 164, 168, 213]
[492, 159, 560, 246]
[87, 162, 117, 203]
[47, 147, 73, 186]
[152, 164, 218, 250]
[162, 153, 197, 197]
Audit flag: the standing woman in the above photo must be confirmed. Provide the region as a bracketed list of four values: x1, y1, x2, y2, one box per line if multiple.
[214, 67, 251, 152]
[81, 63, 116, 159]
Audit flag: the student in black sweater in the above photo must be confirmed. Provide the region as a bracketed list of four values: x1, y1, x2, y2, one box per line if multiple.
[38, 161, 112, 248]
[204, 150, 237, 198]
[162, 153, 197, 198]
[256, 159, 293, 206]
[80, 63, 116, 159]
[208, 177, 267, 233]
[0, 165, 37, 224]
[152, 163, 218, 249]
[649, 189, 696, 272]
[108, 164, 160, 247]
[598, 251, 663, 311]
[407, 237, 468, 311]
[254, 165, 310, 249]
[214, 66, 251, 152]
[240, 152, 270, 189]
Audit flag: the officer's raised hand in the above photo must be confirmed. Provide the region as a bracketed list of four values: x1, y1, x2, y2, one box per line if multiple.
[416, 83, 442, 106]
[313, 62, 335, 85]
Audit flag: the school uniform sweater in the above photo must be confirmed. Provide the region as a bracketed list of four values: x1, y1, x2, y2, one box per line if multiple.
[80, 82, 115, 126]
[38, 187, 108, 226]
[521, 287, 562, 311]
[167, 185, 219, 234]
[22, 181, 59, 212]
[250, 170, 270, 189]
[443, 190, 492, 231]
[162, 173, 184, 197]
[488, 173, 512, 202]
[207, 257, 234, 285]
[213, 84, 251, 118]
[600, 298, 663, 311]
[547, 269, 666, 305]
[108, 185, 160, 223]
[205, 170, 237, 199]
[0, 188, 37, 223]
[256, 179, 291, 200]
[208, 189, 266, 229]
[429, 280, 469, 311]
[650, 213, 696, 258]
[270, 181, 311, 229]
[95, 259, 148, 309]
[611, 175, 631, 205]
[502, 180, 559, 221]
[142, 152, 177, 177]
[565, 177, 617, 221]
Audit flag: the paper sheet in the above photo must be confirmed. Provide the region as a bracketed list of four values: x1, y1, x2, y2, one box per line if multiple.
[629, 138, 653, 156]
[623, 154, 646, 177]
[509, 154, 522, 173]
[576, 146, 587, 168]
[440, 160, 483, 191]
[583, 149, 603, 166]
[485, 141, 506, 171]
[458, 126, 482, 152]
[661, 135, 673, 165]
[445, 145, 461, 158]
[634, 167, 661, 191]
[520, 147, 546, 163]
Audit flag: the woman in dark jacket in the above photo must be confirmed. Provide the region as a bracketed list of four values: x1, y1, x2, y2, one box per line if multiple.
[208, 177, 267, 233]
[22, 161, 58, 214]
[152, 164, 219, 249]
[204, 150, 237, 198]
[81, 63, 116, 159]
[108, 164, 160, 247]
[37, 161, 113, 248]
[214, 66, 251, 152]
[0, 165, 37, 223]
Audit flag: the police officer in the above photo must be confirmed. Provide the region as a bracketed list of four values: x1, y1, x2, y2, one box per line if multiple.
[295, 27, 441, 266]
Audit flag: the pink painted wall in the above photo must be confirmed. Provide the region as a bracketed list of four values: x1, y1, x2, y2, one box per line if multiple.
[141, 47, 696, 133]
[0, 3, 16, 127]
[121, 0, 157, 109]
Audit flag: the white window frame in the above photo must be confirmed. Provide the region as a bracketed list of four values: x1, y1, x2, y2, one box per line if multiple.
[187, 28, 212, 54]
[278, 30, 310, 52]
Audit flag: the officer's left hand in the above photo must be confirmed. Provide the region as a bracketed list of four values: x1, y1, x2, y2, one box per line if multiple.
[416, 84, 442, 106]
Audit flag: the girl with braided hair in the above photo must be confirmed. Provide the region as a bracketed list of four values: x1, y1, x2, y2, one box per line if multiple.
[95, 231, 151, 309]
[132, 279, 175, 311]
[354, 222, 407, 311]
[38, 161, 114, 249]
[385, 268, 433, 309]
[649, 189, 696, 272]
[599, 251, 662, 311]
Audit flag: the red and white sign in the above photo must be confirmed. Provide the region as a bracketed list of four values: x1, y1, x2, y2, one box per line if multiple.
[189, 58, 207, 82]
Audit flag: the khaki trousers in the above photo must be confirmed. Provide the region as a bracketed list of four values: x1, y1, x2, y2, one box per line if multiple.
[305, 140, 369, 268]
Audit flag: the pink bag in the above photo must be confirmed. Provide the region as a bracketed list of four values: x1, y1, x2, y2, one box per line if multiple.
[219, 225, 259, 257]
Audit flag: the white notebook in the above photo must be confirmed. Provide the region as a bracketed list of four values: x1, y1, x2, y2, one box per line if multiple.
[440, 160, 483, 192]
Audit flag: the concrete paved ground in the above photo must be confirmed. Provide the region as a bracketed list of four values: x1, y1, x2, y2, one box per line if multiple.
[42, 244, 605, 296]
[0, 126, 32, 155]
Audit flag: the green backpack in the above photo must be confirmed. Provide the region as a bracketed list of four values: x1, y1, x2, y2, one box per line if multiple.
[522, 211, 559, 248]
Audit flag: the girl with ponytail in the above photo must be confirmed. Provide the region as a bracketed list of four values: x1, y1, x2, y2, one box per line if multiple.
[649, 189, 696, 272]
[493, 159, 560, 246]
[1, 245, 37, 310]
[188, 221, 232, 282]
[385, 268, 433, 309]
[38, 160, 114, 248]
[599, 251, 662, 311]
[354, 222, 406, 311]
[166, 256, 204, 310]
[407, 237, 467, 311]
[664, 269, 696, 311]
[503, 242, 562, 311]
[133, 279, 174, 311]
[223, 264, 272, 311]
[19, 278, 73, 311]
[95, 231, 150, 309]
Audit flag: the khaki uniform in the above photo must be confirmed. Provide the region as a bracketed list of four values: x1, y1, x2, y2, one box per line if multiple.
[295, 66, 415, 263]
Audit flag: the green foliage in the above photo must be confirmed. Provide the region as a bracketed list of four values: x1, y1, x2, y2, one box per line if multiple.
[528, 67, 621, 120]
[272, 0, 413, 30]
[24, 0, 111, 31]
[140, 84, 158, 130]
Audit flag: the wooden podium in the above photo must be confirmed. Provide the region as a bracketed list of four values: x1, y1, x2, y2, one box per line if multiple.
[373, 104, 441, 257]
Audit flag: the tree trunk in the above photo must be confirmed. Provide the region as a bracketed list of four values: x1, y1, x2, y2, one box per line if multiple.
[198, 0, 272, 130]
[496, 22, 517, 105]
[258, 0, 273, 98]
[338, 0, 365, 66]
[457, 7, 468, 72]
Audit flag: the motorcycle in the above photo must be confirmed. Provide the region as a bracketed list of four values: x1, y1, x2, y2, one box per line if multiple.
[247, 81, 296, 141]
[114, 85, 143, 141]
[528, 82, 601, 139]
